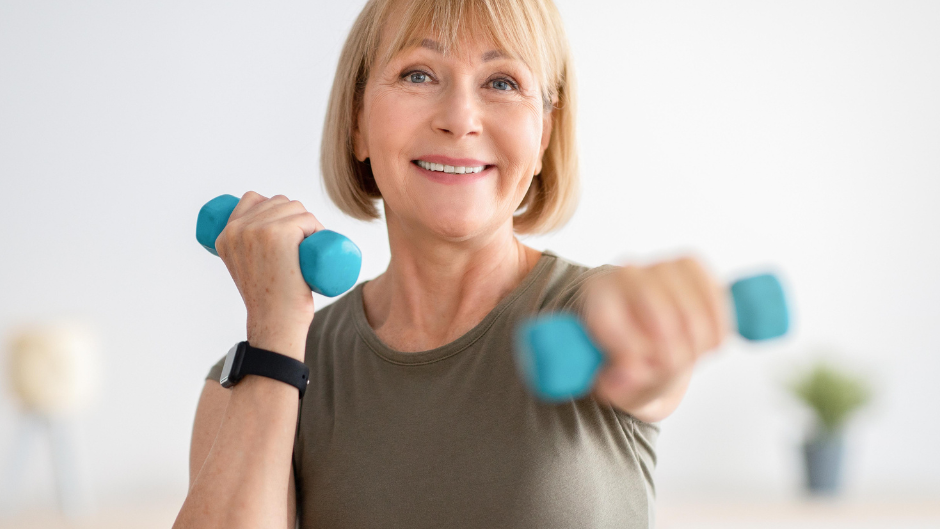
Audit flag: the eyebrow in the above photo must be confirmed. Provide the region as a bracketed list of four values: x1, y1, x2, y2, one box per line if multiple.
[417, 38, 506, 62]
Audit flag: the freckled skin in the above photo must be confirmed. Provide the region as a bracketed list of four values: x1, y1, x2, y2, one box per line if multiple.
[214, 193, 324, 360]
[348, 26, 553, 353]
[354, 36, 552, 242]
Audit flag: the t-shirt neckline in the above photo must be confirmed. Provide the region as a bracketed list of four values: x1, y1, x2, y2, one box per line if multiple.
[351, 249, 558, 366]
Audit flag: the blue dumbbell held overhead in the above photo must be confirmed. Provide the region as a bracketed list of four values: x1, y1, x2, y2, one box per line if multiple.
[196, 194, 362, 297]
[514, 273, 790, 402]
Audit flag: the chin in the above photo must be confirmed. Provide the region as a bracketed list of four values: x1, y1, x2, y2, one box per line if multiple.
[422, 209, 494, 242]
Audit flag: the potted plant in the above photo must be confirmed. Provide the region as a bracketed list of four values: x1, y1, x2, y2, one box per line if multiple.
[787, 359, 872, 495]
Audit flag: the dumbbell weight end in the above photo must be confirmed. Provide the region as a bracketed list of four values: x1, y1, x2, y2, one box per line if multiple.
[196, 194, 362, 297]
[196, 194, 240, 256]
[515, 273, 791, 402]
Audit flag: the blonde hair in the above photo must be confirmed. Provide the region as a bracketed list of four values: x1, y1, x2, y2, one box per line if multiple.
[321, 0, 578, 234]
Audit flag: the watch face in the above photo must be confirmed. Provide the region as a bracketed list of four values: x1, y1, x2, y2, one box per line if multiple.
[219, 343, 243, 388]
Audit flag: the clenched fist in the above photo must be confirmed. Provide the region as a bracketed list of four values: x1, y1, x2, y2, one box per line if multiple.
[582, 256, 731, 421]
[214, 191, 326, 361]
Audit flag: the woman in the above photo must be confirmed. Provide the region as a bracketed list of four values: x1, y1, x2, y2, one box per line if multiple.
[174, 0, 729, 527]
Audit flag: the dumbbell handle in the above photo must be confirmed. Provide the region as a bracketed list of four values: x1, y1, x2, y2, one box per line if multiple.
[514, 272, 790, 402]
[196, 194, 362, 297]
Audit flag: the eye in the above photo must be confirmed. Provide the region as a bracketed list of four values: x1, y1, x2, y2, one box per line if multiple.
[403, 70, 430, 84]
[489, 77, 518, 91]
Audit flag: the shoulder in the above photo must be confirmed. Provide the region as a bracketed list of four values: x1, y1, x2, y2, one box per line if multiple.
[312, 285, 360, 324]
[532, 251, 620, 317]
[303, 284, 363, 351]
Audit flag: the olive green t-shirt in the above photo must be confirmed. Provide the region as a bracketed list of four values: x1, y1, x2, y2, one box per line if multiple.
[206, 250, 660, 528]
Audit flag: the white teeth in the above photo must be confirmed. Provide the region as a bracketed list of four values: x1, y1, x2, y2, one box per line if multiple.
[417, 160, 485, 174]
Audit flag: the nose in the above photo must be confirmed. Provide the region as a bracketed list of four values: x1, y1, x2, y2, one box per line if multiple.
[430, 78, 482, 139]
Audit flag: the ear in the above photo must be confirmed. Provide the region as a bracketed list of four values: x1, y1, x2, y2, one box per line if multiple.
[353, 109, 369, 162]
[534, 107, 553, 175]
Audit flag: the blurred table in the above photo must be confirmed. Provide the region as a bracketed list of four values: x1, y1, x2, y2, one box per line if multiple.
[0, 498, 183, 529]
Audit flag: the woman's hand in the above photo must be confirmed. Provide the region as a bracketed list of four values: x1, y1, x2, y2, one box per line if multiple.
[214, 191, 326, 361]
[582, 256, 731, 422]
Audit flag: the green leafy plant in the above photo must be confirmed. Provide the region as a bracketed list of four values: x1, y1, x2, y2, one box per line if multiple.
[788, 360, 872, 434]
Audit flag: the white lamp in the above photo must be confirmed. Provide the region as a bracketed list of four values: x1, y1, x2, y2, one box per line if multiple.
[3, 320, 101, 518]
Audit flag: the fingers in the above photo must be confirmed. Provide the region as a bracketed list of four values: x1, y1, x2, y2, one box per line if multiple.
[279, 211, 327, 240]
[584, 280, 654, 391]
[215, 191, 325, 260]
[232, 192, 295, 224]
[584, 256, 728, 412]
[650, 260, 713, 361]
[620, 264, 687, 371]
[228, 192, 323, 234]
[228, 190, 270, 222]
[678, 256, 731, 348]
[584, 275, 669, 411]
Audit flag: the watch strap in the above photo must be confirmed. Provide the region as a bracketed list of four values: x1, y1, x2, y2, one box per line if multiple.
[241, 342, 310, 398]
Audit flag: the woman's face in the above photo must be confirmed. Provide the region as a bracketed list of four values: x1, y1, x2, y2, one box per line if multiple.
[354, 29, 552, 242]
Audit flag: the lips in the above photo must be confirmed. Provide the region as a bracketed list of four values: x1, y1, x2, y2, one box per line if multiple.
[414, 160, 485, 174]
[414, 154, 492, 167]
[411, 159, 492, 184]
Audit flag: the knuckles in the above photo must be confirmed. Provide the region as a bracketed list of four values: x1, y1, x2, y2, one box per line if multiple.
[677, 255, 700, 272]
[222, 195, 316, 252]
[600, 255, 723, 376]
[648, 343, 683, 374]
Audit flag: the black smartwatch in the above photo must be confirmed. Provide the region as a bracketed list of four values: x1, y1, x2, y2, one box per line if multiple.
[219, 341, 310, 398]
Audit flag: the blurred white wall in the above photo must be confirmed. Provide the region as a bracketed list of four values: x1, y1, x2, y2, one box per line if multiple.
[0, 0, 937, 509]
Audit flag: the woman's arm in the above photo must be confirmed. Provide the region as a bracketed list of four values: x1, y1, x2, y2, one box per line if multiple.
[174, 375, 299, 529]
[189, 380, 229, 491]
[174, 192, 324, 528]
[174, 192, 327, 528]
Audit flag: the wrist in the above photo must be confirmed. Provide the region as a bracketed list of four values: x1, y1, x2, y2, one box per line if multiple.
[246, 321, 310, 362]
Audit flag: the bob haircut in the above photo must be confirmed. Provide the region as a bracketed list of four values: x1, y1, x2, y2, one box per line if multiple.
[321, 0, 578, 234]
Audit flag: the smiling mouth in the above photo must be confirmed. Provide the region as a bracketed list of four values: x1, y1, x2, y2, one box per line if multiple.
[413, 160, 490, 174]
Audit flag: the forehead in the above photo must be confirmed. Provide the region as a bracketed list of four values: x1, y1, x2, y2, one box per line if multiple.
[417, 37, 503, 60]
[374, 0, 541, 75]
[396, 37, 512, 64]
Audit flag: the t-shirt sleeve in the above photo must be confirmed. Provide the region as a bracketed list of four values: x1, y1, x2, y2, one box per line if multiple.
[615, 413, 661, 505]
[205, 354, 226, 383]
[627, 414, 660, 481]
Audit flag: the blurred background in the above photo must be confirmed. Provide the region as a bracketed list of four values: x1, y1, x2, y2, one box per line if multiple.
[1, 0, 937, 527]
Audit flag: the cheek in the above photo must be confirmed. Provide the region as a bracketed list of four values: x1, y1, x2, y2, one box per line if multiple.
[367, 94, 423, 154]
[490, 107, 544, 168]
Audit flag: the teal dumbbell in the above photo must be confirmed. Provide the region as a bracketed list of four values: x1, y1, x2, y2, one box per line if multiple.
[196, 194, 362, 297]
[514, 272, 790, 402]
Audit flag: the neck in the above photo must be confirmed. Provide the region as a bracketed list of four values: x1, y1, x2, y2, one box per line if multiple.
[361, 207, 542, 352]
